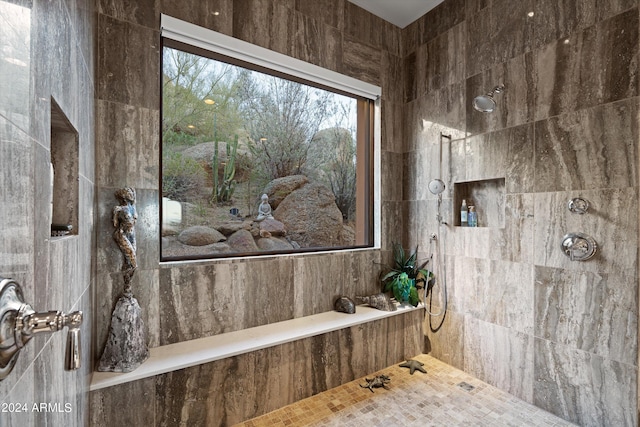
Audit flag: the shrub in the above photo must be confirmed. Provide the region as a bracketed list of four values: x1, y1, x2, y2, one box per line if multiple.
[162, 151, 207, 201]
[163, 129, 198, 147]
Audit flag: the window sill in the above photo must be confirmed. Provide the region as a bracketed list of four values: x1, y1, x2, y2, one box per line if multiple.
[90, 302, 422, 391]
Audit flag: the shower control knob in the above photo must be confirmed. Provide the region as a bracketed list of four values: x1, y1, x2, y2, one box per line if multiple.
[560, 233, 597, 261]
[568, 197, 589, 214]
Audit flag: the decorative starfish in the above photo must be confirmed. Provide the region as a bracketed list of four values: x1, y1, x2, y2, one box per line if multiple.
[399, 359, 427, 375]
[360, 374, 391, 392]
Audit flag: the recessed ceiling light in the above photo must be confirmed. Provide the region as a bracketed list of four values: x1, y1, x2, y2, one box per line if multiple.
[527, 11, 534, 17]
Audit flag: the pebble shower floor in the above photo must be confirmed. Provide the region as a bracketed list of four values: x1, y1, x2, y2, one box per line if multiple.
[234, 354, 576, 427]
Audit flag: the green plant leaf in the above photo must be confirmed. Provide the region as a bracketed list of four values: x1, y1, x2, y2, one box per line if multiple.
[406, 246, 418, 267]
[393, 242, 405, 268]
[417, 258, 430, 270]
[384, 280, 393, 292]
[381, 269, 401, 282]
[382, 243, 436, 298]
[409, 286, 419, 306]
[418, 268, 432, 280]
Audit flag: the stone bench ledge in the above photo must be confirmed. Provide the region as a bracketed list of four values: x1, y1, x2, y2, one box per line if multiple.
[90, 302, 422, 391]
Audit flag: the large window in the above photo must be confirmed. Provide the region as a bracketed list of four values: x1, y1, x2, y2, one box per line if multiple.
[160, 16, 379, 260]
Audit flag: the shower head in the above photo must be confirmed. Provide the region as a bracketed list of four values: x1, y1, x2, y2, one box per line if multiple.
[473, 85, 504, 113]
[428, 179, 446, 195]
[473, 95, 497, 112]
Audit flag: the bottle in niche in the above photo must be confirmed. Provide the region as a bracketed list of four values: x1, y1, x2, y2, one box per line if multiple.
[468, 205, 477, 227]
[460, 199, 468, 226]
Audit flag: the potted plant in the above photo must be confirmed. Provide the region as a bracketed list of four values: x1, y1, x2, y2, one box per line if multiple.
[381, 243, 433, 307]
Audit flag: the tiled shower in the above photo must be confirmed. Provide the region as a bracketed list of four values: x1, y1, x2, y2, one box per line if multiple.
[0, 0, 637, 426]
[406, 2, 638, 425]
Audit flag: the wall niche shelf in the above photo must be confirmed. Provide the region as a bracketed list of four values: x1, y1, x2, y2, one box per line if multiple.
[453, 178, 505, 228]
[50, 98, 79, 238]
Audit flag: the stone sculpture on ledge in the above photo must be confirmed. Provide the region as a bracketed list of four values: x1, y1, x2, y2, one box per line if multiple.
[98, 187, 149, 373]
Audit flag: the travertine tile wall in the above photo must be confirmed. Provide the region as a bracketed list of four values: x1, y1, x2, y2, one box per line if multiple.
[405, 0, 639, 425]
[91, 0, 418, 425]
[1, 0, 636, 426]
[93, 0, 407, 350]
[0, 0, 95, 425]
[91, 311, 423, 426]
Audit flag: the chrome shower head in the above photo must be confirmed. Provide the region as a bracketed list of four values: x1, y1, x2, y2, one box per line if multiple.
[428, 179, 446, 195]
[473, 85, 504, 113]
[473, 95, 496, 112]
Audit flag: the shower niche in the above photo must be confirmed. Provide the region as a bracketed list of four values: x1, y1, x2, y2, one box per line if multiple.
[453, 178, 505, 228]
[50, 99, 79, 237]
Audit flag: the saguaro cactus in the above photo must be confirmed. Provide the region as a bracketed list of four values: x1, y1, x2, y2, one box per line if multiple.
[210, 140, 220, 204]
[210, 135, 238, 203]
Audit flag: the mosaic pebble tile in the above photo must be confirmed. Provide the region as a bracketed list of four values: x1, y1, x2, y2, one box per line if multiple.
[233, 354, 576, 427]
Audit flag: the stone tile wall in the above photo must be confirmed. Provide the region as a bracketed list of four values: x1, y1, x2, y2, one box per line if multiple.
[91, 310, 423, 426]
[2, 0, 630, 425]
[91, 0, 416, 425]
[0, 0, 95, 425]
[406, 1, 639, 425]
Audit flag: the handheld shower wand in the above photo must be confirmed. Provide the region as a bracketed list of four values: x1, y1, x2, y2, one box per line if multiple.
[425, 132, 450, 329]
[429, 132, 451, 224]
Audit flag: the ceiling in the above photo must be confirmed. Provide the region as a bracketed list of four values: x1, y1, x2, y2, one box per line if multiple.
[348, 0, 445, 28]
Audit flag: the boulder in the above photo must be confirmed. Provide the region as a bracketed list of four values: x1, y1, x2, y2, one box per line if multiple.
[227, 229, 259, 252]
[162, 236, 232, 257]
[259, 218, 286, 237]
[274, 182, 351, 248]
[177, 226, 226, 246]
[249, 222, 261, 238]
[262, 175, 308, 209]
[340, 224, 356, 244]
[257, 237, 294, 251]
[181, 141, 228, 163]
[216, 220, 252, 236]
[161, 223, 180, 237]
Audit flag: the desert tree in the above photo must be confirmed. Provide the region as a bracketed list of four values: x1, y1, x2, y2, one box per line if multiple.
[238, 73, 335, 181]
[307, 101, 357, 221]
[162, 47, 242, 145]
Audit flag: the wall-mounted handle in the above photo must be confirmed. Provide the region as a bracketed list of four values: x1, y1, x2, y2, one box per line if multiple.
[65, 311, 82, 370]
[560, 233, 597, 261]
[0, 278, 83, 380]
[568, 197, 590, 214]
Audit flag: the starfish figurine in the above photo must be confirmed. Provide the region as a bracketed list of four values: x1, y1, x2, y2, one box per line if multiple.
[399, 359, 427, 375]
[360, 374, 391, 392]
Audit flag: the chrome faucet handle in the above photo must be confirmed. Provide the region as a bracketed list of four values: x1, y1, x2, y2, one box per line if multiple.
[567, 239, 587, 261]
[568, 197, 590, 214]
[64, 311, 83, 370]
[0, 278, 83, 380]
[560, 233, 597, 261]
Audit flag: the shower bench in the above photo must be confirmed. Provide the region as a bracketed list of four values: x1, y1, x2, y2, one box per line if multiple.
[90, 302, 422, 391]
